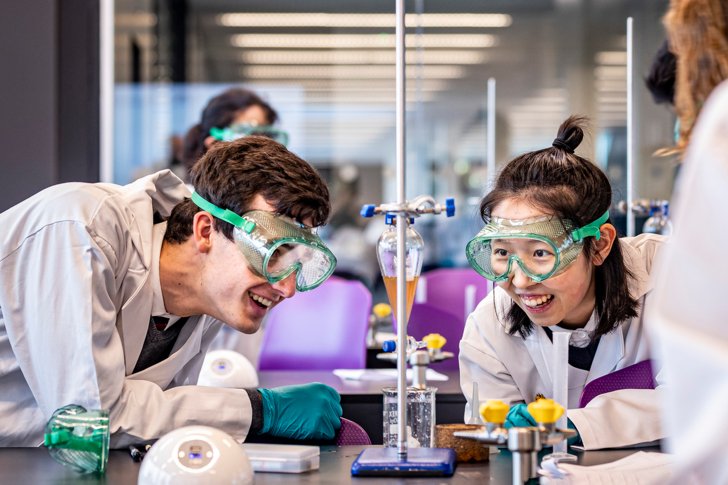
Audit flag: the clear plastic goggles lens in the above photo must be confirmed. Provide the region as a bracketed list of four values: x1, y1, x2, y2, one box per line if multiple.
[467, 236, 561, 282]
[233, 211, 336, 291]
[265, 242, 336, 290]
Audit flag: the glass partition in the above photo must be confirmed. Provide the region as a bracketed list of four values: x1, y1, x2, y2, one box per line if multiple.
[113, 0, 672, 280]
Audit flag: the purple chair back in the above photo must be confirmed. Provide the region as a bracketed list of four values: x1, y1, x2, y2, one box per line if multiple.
[579, 360, 655, 408]
[419, 268, 489, 326]
[335, 418, 372, 446]
[394, 302, 464, 371]
[258, 276, 372, 371]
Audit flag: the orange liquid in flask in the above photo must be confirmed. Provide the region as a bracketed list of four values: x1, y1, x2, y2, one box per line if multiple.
[383, 275, 419, 322]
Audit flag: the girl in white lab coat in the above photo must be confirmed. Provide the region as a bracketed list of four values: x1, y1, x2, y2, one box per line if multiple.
[460, 116, 666, 450]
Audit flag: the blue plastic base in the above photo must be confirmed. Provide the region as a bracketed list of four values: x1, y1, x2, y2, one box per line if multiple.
[350, 447, 456, 477]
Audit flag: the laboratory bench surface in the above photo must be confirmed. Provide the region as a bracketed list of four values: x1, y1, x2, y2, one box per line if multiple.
[0, 445, 657, 484]
[258, 370, 465, 445]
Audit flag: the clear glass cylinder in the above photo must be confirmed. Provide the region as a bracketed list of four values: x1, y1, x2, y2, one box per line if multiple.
[382, 387, 436, 448]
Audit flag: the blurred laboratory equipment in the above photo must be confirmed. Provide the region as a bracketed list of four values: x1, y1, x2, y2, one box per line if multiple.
[454, 399, 576, 485]
[197, 350, 259, 388]
[642, 200, 673, 235]
[366, 302, 393, 349]
[138, 425, 253, 485]
[44, 404, 110, 475]
[543, 331, 576, 463]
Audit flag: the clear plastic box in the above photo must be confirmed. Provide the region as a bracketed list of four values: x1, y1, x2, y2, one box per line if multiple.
[240, 443, 320, 473]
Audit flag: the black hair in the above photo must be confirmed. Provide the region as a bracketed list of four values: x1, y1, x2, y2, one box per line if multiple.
[645, 40, 677, 105]
[479, 115, 639, 339]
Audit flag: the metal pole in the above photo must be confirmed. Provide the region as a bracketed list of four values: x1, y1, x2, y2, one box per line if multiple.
[100, 0, 114, 183]
[395, 0, 408, 459]
[626, 17, 635, 236]
[486, 78, 496, 191]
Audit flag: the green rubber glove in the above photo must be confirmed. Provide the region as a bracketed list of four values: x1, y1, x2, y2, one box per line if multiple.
[504, 403, 537, 429]
[258, 382, 342, 440]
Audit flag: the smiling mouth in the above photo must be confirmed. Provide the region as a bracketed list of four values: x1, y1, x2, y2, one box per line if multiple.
[521, 294, 554, 309]
[249, 291, 273, 308]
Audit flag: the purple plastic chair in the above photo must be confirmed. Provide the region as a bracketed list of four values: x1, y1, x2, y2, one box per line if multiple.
[335, 418, 372, 446]
[258, 276, 372, 370]
[579, 360, 655, 408]
[418, 268, 490, 326]
[394, 302, 464, 371]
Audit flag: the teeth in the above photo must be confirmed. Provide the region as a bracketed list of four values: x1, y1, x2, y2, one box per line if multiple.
[522, 295, 553, 308]
[249, 292, 273, 307]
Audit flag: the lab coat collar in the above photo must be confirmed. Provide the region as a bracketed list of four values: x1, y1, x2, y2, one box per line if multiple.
[118, 171, 191, 374]
[524, 311, 624, 393]
[149, 221, 184, 329]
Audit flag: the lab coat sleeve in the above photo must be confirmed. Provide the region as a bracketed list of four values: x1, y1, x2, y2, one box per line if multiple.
[567, 386, 664, 450]
[459, 310, 525, 421]
[0, 221, 252, 447]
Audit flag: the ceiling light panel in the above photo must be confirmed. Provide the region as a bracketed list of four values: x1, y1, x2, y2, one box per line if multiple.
[240, 50, 486, 65]
[241, 65, 465, 79]
[218, 13, 512, 28]
[231, 33, 497, 49]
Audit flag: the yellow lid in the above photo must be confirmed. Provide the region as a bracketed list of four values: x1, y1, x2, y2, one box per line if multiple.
[372, 303, 392, 318]
[479, 399, 509, 424]
[422, 333, 447, 350]
[527, 398, 564, 424]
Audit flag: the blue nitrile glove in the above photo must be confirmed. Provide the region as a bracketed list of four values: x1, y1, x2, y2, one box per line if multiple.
[258, 382, 343, 440]
[567, 418, 582, 446]
[504, 403, 537, 429]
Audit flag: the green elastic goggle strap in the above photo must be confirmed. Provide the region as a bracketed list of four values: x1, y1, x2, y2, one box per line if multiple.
[191, 192, 256, 234]
[570, 210, 610, 242]
[209, 126, 232, 142]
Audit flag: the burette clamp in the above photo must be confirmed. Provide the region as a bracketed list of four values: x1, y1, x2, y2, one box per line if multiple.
[361, 195, 455, 220]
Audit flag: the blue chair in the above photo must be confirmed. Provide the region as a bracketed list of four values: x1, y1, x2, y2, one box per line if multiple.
[417, 268, 490, 326]
[258, 276, 372, 371]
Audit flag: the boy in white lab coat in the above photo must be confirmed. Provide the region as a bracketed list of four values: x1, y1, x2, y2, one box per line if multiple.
[0, 136, 341, 447]
[460, 116, 666, 450]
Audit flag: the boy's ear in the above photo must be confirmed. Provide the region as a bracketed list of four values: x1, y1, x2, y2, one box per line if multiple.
[192, 211, 214, 253]
[592, 223, 617, 266]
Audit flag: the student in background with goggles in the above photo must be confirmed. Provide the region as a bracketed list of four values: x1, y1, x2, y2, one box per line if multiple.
[182, 87, 288, 181]
[0, 136, 342, 447]
[459, 116, 667, 450]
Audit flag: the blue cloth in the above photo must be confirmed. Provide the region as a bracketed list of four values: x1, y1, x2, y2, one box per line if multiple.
[504, 403, 537, 429]
[258, 382, 342, 440]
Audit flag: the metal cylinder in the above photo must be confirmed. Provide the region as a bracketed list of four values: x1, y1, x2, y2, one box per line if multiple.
[508, 427, 541, 484]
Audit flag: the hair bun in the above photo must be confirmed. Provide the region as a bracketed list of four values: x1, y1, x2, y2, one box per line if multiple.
[552, 115, 588, 154]
[551, 138, 575, 153]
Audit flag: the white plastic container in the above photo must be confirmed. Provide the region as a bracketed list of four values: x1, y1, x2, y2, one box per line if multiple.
[240, 444, 320, 473]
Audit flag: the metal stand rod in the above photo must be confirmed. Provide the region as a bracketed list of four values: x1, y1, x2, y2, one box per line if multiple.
[395, 0, 408, 459]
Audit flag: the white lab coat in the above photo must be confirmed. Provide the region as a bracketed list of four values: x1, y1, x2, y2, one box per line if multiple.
[647, 81, 728, 484]
[460, 234, 666, 450]
[0, 171, 252, 447]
